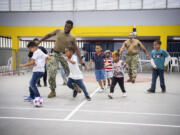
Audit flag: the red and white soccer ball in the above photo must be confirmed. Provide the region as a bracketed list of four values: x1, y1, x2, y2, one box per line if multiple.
[33, 97, 43, 107]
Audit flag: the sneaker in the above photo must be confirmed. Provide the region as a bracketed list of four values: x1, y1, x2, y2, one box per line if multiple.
[24, 96, 34, 102]
[44, 82, 47, 87]
[99, 88, 104, 92]
[37, 84, 42, 87]
[73, 90, 78, 98]
[63, 82, 66, 86]
[86, 96, 91, 101]
[147, 88, 155, 93]
[122, 92, 127, 97]
[162, 88, 166, 93]
[72, 83, 82, 93]
[108, 93, 113, 99]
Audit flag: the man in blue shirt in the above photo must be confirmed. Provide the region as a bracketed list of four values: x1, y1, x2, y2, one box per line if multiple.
[147, 40, 170, 93]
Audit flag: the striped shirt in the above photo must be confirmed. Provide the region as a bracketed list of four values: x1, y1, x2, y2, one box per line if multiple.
[104, 57, 113, 72]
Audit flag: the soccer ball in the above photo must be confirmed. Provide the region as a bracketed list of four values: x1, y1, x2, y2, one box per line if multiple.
[33, 97, 43, 107]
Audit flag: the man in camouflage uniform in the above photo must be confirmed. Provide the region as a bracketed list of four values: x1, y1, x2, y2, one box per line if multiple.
[38, 20, 84, 98]
[120, 32, 149, 83]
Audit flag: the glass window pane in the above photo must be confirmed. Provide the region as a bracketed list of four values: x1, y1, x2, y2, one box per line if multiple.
[97, 0, 118, 10]
[168, 0, 180, 8]
[11, 0, 30, 11]
[120, 0, 142, 9]
[143, 0, 166, 9]
[75, 0, 95, 10]
[0, 0, 9, 11]
[53, 0, 73, 11]
[32, 0, 51, 11]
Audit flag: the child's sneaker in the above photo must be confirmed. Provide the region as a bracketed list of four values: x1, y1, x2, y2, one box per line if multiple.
[73, 90, 78, 98]
[147, 88, 155, 93]
[99, 88, 104, 92]
[37, 84, 42, 87]
[162, 88, 166, 93]
[86, 96, 91, 101]
[108, 93, 113, 99]
[72, 83, 82, 93]
[122, 92, 127, 97]
[24, 96, 34, 102]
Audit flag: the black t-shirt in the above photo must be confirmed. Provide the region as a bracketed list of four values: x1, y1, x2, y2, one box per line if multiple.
[28, 46, 48, 58]
[91, 52, 105, 70]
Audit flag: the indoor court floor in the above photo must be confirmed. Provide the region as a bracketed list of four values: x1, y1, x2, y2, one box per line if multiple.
[0, 72, 180, 135]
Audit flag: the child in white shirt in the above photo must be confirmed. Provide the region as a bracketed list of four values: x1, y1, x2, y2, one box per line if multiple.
[65, 46, 91, 101]
[20, 41, 50, 101]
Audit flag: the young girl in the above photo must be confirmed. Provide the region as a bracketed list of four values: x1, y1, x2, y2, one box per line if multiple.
[105, 50, 127, 99]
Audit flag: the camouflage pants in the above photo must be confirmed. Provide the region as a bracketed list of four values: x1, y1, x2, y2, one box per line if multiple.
[47, 52, 69, 90]
[126, 54, 139, 78]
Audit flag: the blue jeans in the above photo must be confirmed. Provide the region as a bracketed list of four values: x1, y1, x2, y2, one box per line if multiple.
[29, 72, 44, 98]
[95, 69, 105, 81]
[151, 68, 166, 91]
[59, 63, 67, 83]
[67, 78, 89, 97]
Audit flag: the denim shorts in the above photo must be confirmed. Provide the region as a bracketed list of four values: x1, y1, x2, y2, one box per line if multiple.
[95, 69, 105, 81]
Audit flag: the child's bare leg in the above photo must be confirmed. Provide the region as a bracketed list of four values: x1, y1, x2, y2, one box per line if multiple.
[107, 78, 111, 86]
[103, 80, 106, 86]
[98, 81, 104, 89]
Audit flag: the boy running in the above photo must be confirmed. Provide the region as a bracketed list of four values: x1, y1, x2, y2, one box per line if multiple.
[65, 46, 91, 101]
[87, 45, 106, 92]
[20, 41, 51, 101]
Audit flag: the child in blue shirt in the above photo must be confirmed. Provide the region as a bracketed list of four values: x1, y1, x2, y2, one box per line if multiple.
[87, 45, 106, 92]
[147, 40, 170, 93]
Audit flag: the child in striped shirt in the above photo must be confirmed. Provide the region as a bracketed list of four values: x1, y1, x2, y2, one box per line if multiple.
[104, 50, 113, 88]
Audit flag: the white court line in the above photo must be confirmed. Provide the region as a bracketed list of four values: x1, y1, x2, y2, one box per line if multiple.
[79, 110, 180, 117]
[0, 116, 180, 128]
[0, 106, 180, 117]
[0, 107, 71, 112]
[63, 87, 100, 121]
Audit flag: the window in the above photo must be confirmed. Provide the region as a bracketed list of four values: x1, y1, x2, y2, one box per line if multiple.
[0, 0, 9, 11]
[11, 0, 30, 11]
[53, 0, 73, 11]
[143, 0, 166, 9]
[97, 0, 118, 10]
[120, 0, 142, 9]
[32, 0, 51, 11]
[75, 0, 95, 10]
[168, 0, 180, 8]
[0, 0, 180, 12]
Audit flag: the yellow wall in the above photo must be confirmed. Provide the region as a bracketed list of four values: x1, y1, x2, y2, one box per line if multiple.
[0, 25, 180, 69]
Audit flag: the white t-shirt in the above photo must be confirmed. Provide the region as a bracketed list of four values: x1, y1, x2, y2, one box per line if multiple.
[32, 49, 48, 72]
[68, 54, 83, 80]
